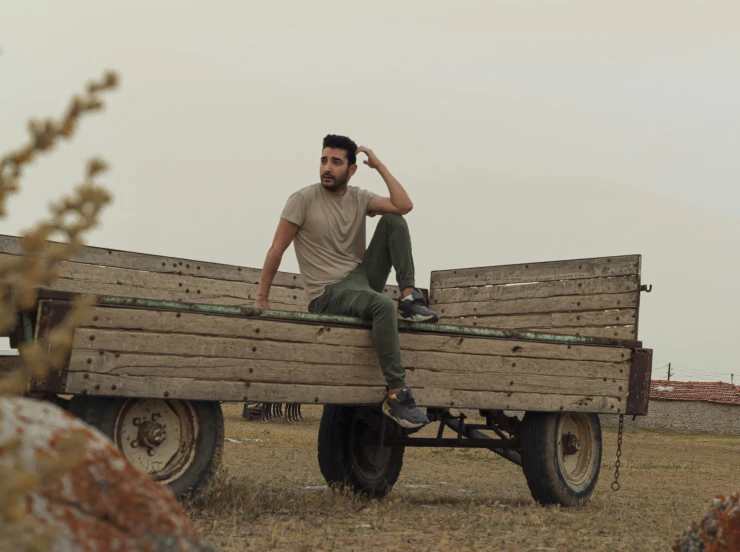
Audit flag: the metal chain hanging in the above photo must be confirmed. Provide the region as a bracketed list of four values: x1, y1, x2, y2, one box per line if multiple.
[611, 414, 624, 491]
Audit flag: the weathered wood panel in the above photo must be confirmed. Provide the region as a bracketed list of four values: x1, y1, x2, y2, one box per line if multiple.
[430, 276, 639, 305]
[435, 293, 637, 319]
[431, 255, 640, 289]
[64, 372, 623, 413]
[529, 326, 637, 340]
[439, 309, 636, 330]
[65, 373, 384, 404]
[0, 250, 407, 309]
[67, 351, 626, 396]
[50, 280, 304, 311]
[63, 305, 635, 412]
[71, 352, 387, 385]
[0, 234, 303, 288]
[30, 260, 307, 309]
[73, 322, 631, 363]
[76, 307, 634, 369]
[69, 350, 629, 382]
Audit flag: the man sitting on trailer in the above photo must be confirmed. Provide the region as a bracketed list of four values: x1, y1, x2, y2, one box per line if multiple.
[255, 134, 438, 429]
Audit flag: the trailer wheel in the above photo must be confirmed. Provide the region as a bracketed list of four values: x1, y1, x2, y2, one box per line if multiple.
[317, 405, 404, 499]
[69, 396, 223, 501]
[520, 411, 602, 507]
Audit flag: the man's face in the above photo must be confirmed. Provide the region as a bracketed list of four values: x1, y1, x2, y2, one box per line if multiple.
[320, 147, 356, 193]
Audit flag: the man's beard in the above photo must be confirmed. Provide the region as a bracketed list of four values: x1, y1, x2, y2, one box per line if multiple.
[321, 173, 348, 193]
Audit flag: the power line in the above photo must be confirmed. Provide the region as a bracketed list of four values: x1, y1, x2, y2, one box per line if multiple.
[673, 370, 728, 378]
[672, 365, 729, 375]
[674, 370, 729, 378]
[672, 367, 724, 375]
[651, 363, 735, 383]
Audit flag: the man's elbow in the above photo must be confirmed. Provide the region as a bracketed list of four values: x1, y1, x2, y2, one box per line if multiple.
[397, 202, 413, 215]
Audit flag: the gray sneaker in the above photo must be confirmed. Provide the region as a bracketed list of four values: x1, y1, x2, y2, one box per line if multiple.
[397, 289, 439, 323]
[382, 387, 429, 429]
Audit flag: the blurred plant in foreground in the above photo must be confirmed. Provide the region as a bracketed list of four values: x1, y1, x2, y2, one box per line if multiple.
[0, 62, 117, 551]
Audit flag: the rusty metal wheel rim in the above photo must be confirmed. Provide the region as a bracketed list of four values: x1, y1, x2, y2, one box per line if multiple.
[557, 413, 596, 487]
[114, 398, 198, 484]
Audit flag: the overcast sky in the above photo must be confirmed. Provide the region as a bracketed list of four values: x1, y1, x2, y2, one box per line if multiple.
[1, 1, 739, 382]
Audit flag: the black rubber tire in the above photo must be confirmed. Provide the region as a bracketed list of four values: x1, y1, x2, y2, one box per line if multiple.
[317, 405, 404, 499]
[317, 405, 352, 486]
[68, 396, 224, 502]
[520, 411, 602, 507]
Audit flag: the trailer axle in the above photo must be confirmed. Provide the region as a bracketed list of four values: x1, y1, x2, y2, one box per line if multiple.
[384, 437, 519, 449]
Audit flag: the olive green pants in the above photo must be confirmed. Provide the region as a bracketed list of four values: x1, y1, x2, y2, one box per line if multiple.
[310, 213, 415, 390]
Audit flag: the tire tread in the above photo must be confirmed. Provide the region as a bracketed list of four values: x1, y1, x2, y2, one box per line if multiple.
[521, 412, 601, 507]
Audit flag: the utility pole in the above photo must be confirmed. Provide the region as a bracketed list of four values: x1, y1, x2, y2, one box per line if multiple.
[667, 363, 671, 381]
[732, 373, 735, 385]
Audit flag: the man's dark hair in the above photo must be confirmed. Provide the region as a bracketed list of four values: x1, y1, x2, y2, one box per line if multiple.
[323, 134, 357, 165]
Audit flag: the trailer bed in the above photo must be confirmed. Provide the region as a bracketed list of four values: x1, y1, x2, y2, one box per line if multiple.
[29, 294, 650, 416]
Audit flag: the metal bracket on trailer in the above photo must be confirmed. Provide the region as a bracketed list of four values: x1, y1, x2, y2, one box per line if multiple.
[381, 407, 522, 466]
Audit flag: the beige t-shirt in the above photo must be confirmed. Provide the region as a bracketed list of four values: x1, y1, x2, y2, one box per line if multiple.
[281, 183, 379, 303]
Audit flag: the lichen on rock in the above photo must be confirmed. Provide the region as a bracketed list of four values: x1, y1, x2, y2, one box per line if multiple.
[0, 396, 218, 552]
[673, 493, 740, 552]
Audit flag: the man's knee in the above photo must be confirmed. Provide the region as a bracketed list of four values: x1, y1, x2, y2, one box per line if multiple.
[380, 212, 408, 229]
[369, 293, 396, 318]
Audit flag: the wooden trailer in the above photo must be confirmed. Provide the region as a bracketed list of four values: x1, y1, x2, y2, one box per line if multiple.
[0, 235, 653, 506]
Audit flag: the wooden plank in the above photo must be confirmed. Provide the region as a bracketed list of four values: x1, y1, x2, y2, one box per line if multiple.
[430, 255, 640, 289]
[70, 352, 386, 385]
[528, 326, 637, 340]
[0, 252, 407, 309]
[73, 325, 631, 363]
[0, 241, 408, 301]
[0, 234, 303, 288]
[403, 352, 630, 380]
[440, 309, 636, 331]
[64, 372, 623, 413]
[51, 257, 409, 302]
[430, 276, 639, 305]
[435, 293, 637, 318]
[65, 372, 384, 404]
[69, 350, 629, 382]
[0, 253, 307, 307]
[67, 351, 627, 395]
[414, 388, 623, 413]
[78, 307, 635, 371]
[68, 365, 622, 396]
[49, 279, 305, 311]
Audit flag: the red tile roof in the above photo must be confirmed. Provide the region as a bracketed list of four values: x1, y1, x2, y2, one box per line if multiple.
[650, 380, 740, 406]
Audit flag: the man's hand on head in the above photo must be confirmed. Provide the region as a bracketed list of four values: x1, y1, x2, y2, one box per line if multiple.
[356, 146, 383, 170]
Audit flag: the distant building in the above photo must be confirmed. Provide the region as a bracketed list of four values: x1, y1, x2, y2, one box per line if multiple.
[601, 380, 740, 434]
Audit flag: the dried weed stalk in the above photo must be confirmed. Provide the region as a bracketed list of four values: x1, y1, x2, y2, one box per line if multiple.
[0, 65, 118, 551]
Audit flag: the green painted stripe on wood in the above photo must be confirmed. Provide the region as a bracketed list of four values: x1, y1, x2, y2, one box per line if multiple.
[92, 295, 640, 348]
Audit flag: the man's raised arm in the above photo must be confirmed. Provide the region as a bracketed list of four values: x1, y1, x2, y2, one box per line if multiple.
[255, 218, 300, 309]
[357, 146, 414, 216]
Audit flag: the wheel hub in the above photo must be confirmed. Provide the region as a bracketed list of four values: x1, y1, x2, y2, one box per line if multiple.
[137, 419, 167, 449]
[561, 432, 582, 456]
[115, 398, 196, 483]
[558, 413, 596, 487]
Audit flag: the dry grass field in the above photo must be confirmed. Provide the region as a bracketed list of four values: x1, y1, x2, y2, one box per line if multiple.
[187, 403, 740, 552]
